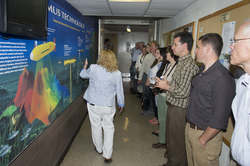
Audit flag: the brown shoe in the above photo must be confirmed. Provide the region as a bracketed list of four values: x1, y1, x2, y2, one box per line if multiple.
[164, 151, 168, 158]
[104, 158, 113, 163]
[94, 147, 102, 154]
[152, 142, 166, 149]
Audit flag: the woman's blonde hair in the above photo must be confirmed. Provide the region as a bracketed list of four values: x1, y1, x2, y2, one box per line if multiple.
[97, 49, 118, 72]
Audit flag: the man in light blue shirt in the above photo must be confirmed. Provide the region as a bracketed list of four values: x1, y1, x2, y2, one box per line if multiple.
[229, 20, 250, 166]
[130, 42, 141, 79]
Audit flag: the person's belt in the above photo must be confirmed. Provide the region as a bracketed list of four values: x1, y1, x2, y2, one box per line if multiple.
[89, 103, 112, 107]
[187, 121, 203, 130]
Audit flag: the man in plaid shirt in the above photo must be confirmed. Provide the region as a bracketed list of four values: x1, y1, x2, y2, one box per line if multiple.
[156, 32, 198, 166]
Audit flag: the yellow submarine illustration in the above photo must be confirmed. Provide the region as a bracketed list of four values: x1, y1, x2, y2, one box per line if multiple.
[64, 58, 76, 103]
[30, 38, 56, 61]
[64, 59, 76, 65]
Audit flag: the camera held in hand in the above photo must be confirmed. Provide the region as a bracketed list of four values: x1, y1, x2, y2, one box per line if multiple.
[150, 76, 164, 94]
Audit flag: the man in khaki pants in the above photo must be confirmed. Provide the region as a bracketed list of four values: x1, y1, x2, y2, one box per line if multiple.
[185, 33, 235, 166]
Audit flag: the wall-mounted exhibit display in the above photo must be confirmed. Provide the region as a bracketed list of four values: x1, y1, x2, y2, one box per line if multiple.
[0, 0, 96, 165]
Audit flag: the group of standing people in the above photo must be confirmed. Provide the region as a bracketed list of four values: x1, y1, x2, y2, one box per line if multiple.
[79, 20, 250, 165]
[154, 21, 250, 166]
[130, 20, 250, 166]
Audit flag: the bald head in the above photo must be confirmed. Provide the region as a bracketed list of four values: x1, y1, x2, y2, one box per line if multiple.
[242, 20, 250, 35]
[229, 19, 250, 74]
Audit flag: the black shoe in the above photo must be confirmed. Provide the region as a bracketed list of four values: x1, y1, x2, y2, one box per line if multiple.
[104, 158, 113, 163]
[152, 142, 166, 149]
[151, 131, 159, 137]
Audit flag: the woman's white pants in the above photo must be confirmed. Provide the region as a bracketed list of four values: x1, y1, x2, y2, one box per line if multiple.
[87, 103, 116, 159]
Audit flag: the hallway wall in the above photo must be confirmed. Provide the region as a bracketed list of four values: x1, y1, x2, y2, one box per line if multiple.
[148, 21, 157, 43]
[159, 0, 242, 55]
[104, 34, 118, 57]
[10, 93, 88, 166]
[116, 32, 148, 73]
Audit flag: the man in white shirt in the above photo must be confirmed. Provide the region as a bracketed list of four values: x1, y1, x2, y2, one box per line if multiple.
[229, 20, 250, 166]
[133, 43, 142, 62]
[130, 42, 140, 77]
[130, 42, 142, 93]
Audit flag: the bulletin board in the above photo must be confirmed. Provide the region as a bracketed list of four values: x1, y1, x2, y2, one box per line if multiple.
[197, 0, 250, 147]
[163, 21, 196, 57]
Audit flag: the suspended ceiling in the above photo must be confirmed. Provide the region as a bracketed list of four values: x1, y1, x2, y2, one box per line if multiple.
[66, 0, 197, 32]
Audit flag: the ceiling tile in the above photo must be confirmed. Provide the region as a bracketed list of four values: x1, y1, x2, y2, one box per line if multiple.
[67, 1, 110, 11]
[65, 0, 198, 32]
[112, 11, 146, 16]
[109, 2, 149, 16]
[79, 9, 113, 15]
[109, 2, 149, 11]
[145, 10, 178, 17]
[149, 2, 190, 10]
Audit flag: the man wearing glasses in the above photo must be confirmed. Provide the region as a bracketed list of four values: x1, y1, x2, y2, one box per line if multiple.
[230, 20, 250, 166]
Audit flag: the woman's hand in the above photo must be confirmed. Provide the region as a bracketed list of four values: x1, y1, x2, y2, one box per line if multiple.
[145, 81, 150, 87]
[84, 58, 88, 69]
[118, 107, 123, 113]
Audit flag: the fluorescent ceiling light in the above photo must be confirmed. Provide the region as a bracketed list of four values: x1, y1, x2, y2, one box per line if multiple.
[109, 0, 150, 1]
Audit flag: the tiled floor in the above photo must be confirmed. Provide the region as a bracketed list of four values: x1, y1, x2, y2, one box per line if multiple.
[60, 78, 168, 166]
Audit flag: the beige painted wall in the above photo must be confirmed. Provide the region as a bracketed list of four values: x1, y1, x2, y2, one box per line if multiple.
[104, 34, 118, 57]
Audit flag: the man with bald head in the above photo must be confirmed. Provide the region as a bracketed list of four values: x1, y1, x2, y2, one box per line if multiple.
[230, 20, 250, 166]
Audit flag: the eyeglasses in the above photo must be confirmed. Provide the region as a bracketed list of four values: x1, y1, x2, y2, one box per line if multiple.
[230, 38, 250, 46]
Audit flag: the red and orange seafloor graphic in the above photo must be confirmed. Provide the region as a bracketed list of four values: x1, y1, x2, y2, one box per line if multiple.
[13, 67, 68, 125]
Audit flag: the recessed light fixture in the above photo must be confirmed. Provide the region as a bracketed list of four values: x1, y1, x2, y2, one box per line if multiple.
[126, 26, 131, 32]
[109, 0, 150, 2]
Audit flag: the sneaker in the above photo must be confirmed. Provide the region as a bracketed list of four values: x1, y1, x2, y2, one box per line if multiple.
[142, 110, 150, 115]
[150, 111, 155, 115]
